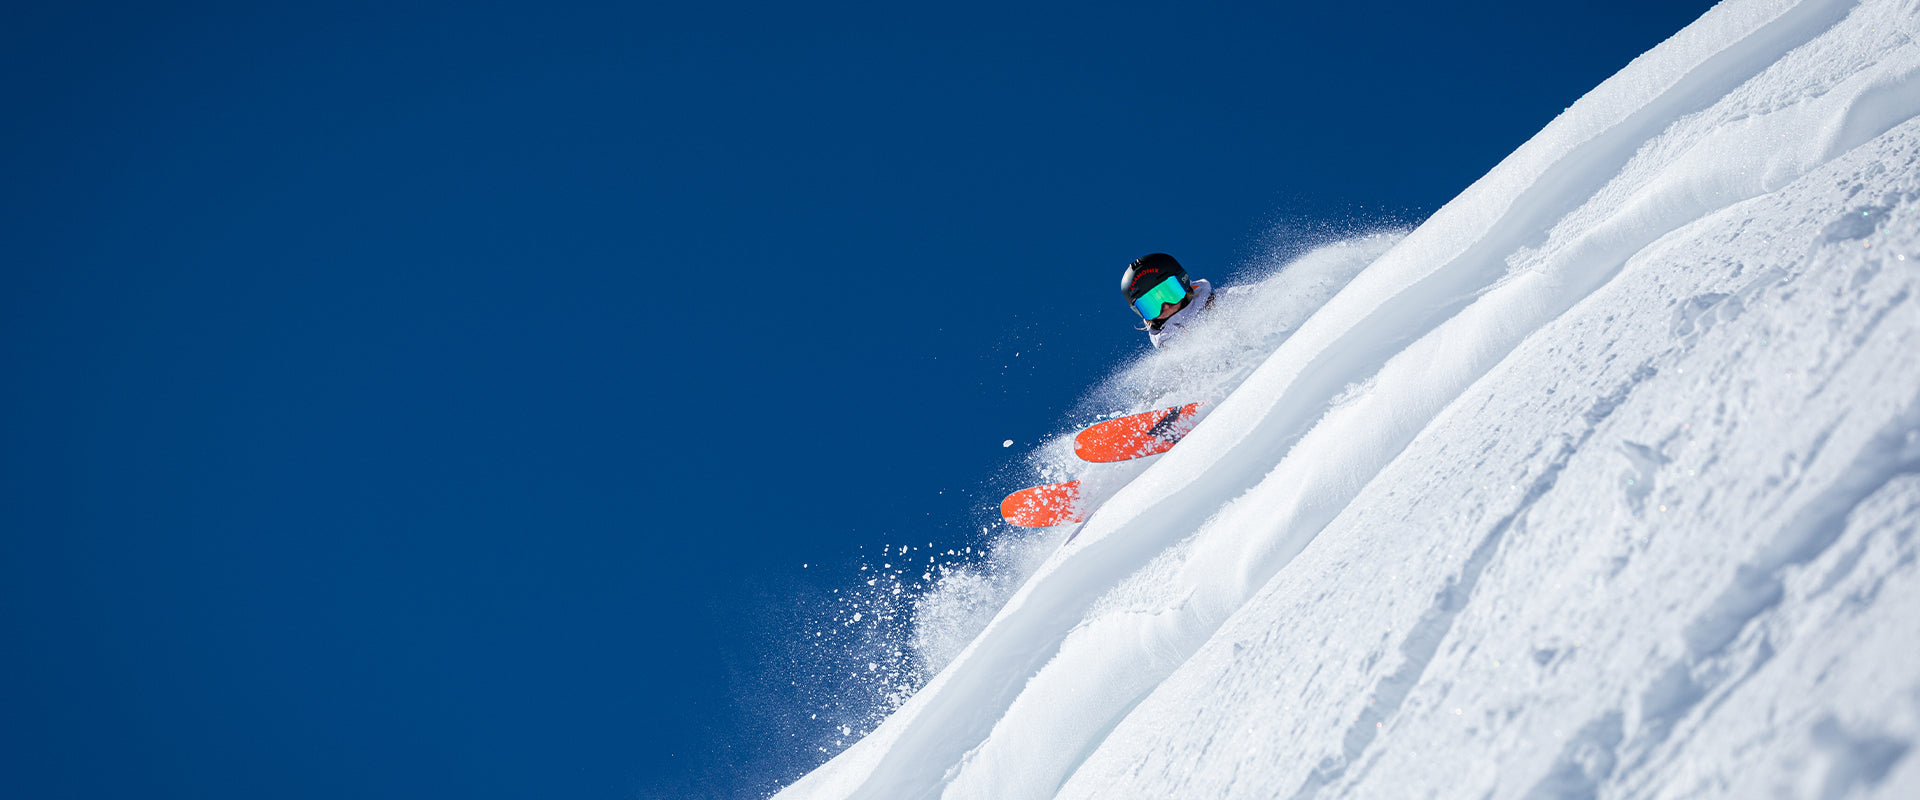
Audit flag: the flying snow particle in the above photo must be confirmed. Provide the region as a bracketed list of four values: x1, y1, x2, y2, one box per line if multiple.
[1002, 439, 1013, 447]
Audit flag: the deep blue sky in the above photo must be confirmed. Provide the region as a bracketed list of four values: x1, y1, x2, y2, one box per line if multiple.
[2, 1, 1716, 798]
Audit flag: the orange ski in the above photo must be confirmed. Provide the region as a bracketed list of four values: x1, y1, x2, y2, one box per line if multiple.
[1072, 403, 1204, 463]
[1000, 480, 1083, 527]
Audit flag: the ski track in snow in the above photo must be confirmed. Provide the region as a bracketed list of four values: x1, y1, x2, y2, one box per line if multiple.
[777, 1, 1920, 797]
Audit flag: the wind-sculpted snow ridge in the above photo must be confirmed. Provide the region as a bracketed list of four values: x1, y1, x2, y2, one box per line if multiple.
[776, 0, 1920, 797]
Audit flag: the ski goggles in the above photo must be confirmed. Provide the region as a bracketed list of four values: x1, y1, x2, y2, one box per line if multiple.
[1130, 276, 1189, 320]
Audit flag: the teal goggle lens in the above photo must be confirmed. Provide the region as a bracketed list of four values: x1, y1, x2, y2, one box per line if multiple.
[1131, 277, 1188, 319]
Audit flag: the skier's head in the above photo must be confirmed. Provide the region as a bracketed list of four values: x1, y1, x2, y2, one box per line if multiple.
[1121, 253, 1192, 326]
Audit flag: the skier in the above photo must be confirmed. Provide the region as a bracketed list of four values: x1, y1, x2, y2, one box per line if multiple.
[1122, 253, 1224, 348]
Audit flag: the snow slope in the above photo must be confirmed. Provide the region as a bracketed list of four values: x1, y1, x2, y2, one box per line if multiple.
[779, 0, 1920, 797]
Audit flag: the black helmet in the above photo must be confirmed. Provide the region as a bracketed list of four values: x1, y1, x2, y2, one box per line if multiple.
[1121, 253, 1190, 302]
[1121, 253, 1193, 325]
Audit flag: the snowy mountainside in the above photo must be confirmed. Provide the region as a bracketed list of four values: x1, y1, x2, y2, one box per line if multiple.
[778, 0, 1920, 797]
[1062, 109, 1920, 800]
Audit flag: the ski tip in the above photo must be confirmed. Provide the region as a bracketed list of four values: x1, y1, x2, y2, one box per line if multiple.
[1072, 402, 1204, 463]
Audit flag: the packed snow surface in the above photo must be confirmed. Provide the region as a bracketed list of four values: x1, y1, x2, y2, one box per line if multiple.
[779, 0, 1920, 797]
